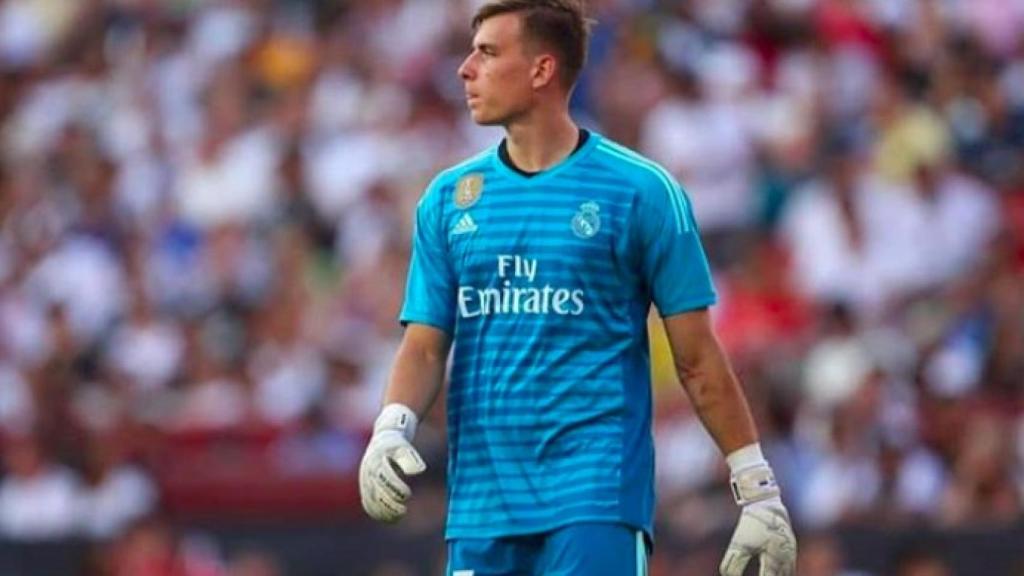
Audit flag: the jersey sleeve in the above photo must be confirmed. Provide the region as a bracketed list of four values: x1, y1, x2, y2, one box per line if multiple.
[399, 179, 456, 334]
[634, 177, 717, 316]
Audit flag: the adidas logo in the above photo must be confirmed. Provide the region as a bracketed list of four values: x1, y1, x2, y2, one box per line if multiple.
[452, 213, 478, 235]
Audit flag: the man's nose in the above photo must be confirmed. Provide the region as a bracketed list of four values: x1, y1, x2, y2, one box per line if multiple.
[458, 55, 475, 81]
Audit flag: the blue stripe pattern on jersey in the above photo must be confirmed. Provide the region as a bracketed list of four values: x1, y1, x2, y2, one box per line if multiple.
[399, 132, 716, 541]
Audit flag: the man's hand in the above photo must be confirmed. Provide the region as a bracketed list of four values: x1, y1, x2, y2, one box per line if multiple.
[720, 446, 797, 576]
[359, 404, 426, 523]
[721, 495, 797, 576]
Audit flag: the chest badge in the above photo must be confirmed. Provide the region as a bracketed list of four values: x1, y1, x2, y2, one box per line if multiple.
[571, 201, 601, 239]
[454, 173, 484, 209]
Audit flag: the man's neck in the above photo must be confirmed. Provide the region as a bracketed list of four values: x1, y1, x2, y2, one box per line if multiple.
[503, 110, 580, 173]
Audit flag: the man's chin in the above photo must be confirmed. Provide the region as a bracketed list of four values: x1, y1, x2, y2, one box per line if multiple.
[468, 107, 503, 126]
[471, 114, 502, 127]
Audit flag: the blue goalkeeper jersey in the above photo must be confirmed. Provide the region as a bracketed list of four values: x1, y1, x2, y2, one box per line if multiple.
[399, 131, 716, 541]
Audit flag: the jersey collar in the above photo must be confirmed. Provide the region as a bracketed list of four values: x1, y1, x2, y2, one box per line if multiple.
[491, 129, 602, 184]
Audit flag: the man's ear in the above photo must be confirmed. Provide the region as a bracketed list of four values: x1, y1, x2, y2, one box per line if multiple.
[531, 54, 559, 90]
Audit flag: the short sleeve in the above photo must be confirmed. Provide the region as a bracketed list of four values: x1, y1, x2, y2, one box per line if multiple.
[399, 181, 456, 333]
[634, 179, 717, 316]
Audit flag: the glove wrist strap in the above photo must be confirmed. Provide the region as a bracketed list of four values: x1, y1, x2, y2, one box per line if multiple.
[726, 443, 780, 506]
[730, 464, 781, 506]
[374, 403, 418, 441]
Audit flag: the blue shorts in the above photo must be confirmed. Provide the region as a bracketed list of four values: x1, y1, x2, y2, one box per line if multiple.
[446, 523, 649, 576]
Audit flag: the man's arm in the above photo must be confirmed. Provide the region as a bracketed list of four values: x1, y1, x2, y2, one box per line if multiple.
[383, 323, 451, 418]
[359, 323, 451, 523]
[662, 308, 757, 455]
[663, 308, 798, 576]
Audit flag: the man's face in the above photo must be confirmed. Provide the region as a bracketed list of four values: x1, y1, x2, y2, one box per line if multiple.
[458, 13, 540, 126]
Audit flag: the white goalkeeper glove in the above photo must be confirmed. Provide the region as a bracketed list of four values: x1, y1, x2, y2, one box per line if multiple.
[359, 403, 426, 523]
[720, 444, 798, 576]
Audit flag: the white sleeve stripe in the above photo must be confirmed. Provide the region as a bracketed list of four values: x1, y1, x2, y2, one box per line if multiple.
[595, 143, 689, 234]
[598, 138, 692, 212]
[599, 140, 690, 215]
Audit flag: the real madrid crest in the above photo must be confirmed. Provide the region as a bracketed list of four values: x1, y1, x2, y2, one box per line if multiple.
[572, 201, 601, 239]
[454, 173, 484, 209]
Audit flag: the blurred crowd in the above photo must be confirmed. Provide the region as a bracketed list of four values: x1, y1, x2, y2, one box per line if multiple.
[0, 0, 1022, 574]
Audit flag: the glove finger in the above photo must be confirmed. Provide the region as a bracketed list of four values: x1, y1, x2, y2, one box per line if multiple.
[390, 444, 427, 476]
[757, 553, 778, 573]
[720, 547, 752, 576]
[759, 553, 786, 576]
[359, 462, 381, 510]
[367, 481, 407, 522]
[376, 494, 406, 522]
[376, 455, 412, 502]
[359, 479, 380, 517]
[770, 523, 798, 575]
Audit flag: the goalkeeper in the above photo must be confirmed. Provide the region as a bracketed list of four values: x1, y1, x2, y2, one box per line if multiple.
[359, 1, 797, 575]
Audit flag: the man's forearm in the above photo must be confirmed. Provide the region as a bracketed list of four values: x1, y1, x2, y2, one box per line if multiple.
[382, 334, 449, 419]
[663, 312, 796, 574]
[359, 325, 448, 523]
[676, 341, 759, 457]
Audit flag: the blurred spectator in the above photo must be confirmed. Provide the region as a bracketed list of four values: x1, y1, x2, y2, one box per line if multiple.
[800, 303, 874, 415]
[78, 431, 158, 541]
[796, 532, 869, 576]
[713, 239, 812, 363]
[800, 391, 884, 528]
[0, 432, 80, 541]
[247, 286, 327, 426]
[939, 410, 1020, 527]
[640, 65, 758, 236]
[23, 233, 125, 347]
[174, 63, 281, 230]
[0, 359, 32, 433]
[781, 134, 926, 316]
[271, 407, 361, 476]
[171, 320, 250, 431]
[103, 278, 186, 394]
[110, 517, 223, 576]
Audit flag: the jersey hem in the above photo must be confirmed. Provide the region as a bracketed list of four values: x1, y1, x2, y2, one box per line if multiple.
[444, 514, 650, 542]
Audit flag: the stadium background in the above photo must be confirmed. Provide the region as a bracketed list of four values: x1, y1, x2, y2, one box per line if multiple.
[0, 0, 1022, 574]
